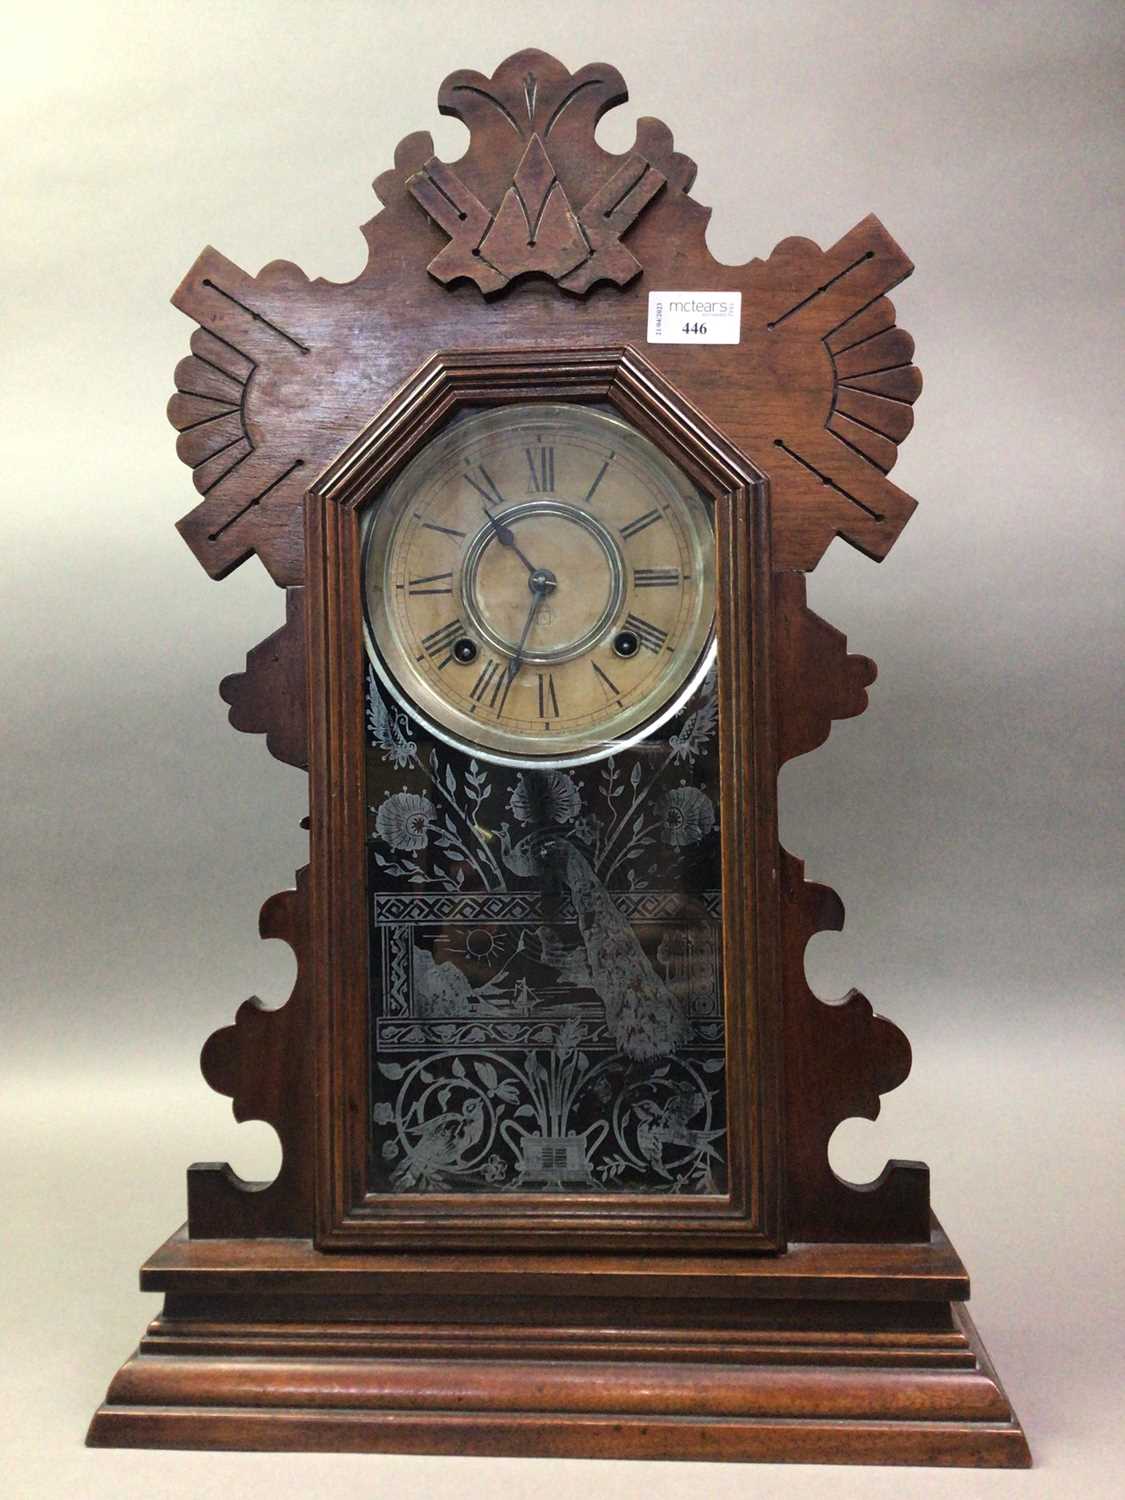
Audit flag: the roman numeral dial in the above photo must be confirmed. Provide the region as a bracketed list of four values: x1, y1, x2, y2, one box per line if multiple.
[362, 403, 715, 765]
[633, 567, 680, 589]
[525, 444, 555, 494]
[624, 613, 669, 653]
[620, 508, 663, 541]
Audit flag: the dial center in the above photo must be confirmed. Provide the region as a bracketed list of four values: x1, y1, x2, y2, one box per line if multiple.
[462, 501, 623, 664]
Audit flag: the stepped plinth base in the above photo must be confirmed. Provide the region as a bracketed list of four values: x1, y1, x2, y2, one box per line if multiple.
[88, 1220, 1029, 1467]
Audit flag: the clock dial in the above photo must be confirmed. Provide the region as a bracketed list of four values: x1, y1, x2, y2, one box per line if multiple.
[361, 404, 716, 765]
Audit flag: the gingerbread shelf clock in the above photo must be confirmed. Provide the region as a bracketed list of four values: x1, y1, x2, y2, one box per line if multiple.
[88, 50, 1029, 1466]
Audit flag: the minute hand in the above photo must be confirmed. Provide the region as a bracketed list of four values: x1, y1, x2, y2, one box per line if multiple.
[506, 581, 548, 684]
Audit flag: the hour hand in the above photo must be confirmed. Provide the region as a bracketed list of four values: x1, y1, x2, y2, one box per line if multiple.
[481, 506, 538, 575]
[482, 507, 515, 546]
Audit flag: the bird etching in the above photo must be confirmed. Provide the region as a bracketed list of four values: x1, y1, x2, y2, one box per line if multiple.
[500, 824, 687, 1061]
[632, 1085, 725, 1179]
[393, 1094, 485, 1187]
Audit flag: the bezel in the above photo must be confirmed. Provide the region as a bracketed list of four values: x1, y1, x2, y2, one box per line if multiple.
[358, 401, 718, 769]
[306, 346, 781, 1251]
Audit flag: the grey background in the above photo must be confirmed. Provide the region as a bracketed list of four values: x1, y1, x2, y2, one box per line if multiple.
[3, 0, 1122, 1494]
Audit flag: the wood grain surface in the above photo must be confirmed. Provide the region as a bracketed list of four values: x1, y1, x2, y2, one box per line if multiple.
[89, 47, 1030, 1466]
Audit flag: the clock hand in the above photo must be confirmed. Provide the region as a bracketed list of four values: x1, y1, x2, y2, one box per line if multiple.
[480, 506, 539, 576]
[506, 588, 545, 686]
[505, 570, 555, 684]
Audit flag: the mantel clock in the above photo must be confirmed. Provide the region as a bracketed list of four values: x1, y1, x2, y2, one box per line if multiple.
[88, 50, 1029, 1466]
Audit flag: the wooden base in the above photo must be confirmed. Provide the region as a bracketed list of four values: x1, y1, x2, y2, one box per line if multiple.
[87, 1220, 1029, 1467]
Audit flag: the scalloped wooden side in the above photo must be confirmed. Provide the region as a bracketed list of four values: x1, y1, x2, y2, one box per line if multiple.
[773, 572, 928, 1239]
[774, 571, 877, 764]
[779, 850, 928, 1240]
[219, 587, 308, 771]
[190, 868, 315, 1237]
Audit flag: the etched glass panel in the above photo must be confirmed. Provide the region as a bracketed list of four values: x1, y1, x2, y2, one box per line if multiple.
[364, 667, 728, 1194]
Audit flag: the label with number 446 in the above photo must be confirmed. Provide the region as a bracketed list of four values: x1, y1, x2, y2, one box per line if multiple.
[647, 290, 742, 345]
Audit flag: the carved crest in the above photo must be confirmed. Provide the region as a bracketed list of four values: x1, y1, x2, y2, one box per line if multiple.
[407, 54, 668, 294]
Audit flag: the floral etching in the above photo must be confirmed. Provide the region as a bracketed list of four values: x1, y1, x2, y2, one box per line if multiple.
[375, 792, 436, 851]
[365, 664, 730, 1194]
[508, 768, 581, 825]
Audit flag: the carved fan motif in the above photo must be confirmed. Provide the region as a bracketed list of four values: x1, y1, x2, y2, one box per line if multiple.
[827, 296, 922, 472]
[168, 253, 312, 584]
[748, 225, 923, 563]
[168, 328, 254, 493]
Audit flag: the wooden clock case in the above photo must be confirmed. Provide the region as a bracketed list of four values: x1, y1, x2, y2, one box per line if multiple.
[88, 49, 1029, 1466]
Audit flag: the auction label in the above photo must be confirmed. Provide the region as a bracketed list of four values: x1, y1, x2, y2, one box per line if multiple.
[647, 290, 742, 345]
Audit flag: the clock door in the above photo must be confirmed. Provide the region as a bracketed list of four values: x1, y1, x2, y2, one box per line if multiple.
[307, 348, 780, 1251]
